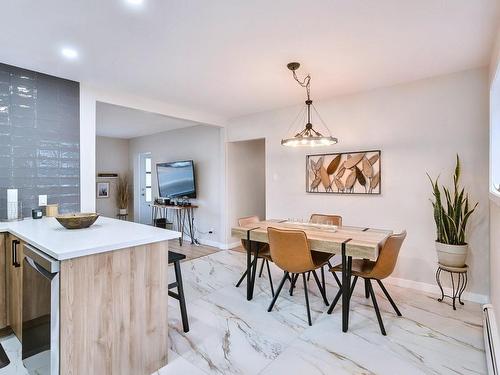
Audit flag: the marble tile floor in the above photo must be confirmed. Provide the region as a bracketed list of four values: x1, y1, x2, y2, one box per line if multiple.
[0, 249, 486, 374]
[162, 249, 486, 375]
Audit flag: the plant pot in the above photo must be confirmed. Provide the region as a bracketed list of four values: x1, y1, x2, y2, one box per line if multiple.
[119, 208, 128, 215]
[435, 241, 468, 267]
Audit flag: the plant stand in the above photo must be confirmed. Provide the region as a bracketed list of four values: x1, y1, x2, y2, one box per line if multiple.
[435, 263, 468, 310]
[116, 213, 128, 221]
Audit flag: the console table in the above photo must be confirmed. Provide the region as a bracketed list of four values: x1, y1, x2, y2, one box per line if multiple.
[150, 203, 198, 246]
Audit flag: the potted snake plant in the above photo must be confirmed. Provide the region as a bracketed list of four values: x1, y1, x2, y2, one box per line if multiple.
[427, 155, 477, 267]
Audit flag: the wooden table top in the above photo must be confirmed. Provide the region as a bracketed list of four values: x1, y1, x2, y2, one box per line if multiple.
[231, 220, 393, 261]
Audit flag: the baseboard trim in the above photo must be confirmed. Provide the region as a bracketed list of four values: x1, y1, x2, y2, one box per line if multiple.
[223, 241, 241, 250]
[187, 237, 238, 250]
[385, 276, 488, 304]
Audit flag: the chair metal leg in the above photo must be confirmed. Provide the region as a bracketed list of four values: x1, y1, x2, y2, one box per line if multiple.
[321, 266, 327, 298]
[376, 279, 402, 316]
[327, 288, 342, 314]
[268, 272, 289, 312]
[364, 278, 370, 299]
[303, 273, 312, 326]
[289, 273, 299, 296]
[349, 276, 358, 298]
[307, 271, 311, 281]
[259, 257, 265, 278]
[236, 253, 259, 288]
[367, 279, 386, 335]
[312, 269, 329, 306]
[174, 261, 189, 333]
[265, 260, 275, 297]
[236, 269, 248, 287]
[331, 271, 342, 288]
[249, 245, 260, 298]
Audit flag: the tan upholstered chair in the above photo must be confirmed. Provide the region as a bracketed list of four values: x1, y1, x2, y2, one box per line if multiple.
[309, 214, 342, 226]
[289, 214, 343, 297]
[328, 231, 407, 335]
[267, 227, 331, 326]
[235, 216, 275, 296]
[310, 214, 342, 283]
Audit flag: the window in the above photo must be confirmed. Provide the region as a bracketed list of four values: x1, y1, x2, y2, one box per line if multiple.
[145, 156, 152, 202]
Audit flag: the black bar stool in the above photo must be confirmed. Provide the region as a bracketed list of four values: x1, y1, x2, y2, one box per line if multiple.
[168, 251, 189, 333]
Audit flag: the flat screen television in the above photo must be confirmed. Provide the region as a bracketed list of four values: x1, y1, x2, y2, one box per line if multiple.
[156, 160, 196, 199]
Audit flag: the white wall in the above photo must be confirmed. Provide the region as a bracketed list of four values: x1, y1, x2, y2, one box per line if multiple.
[489, 27, 500, 336]
[79, 85, 226, 213]
[227, 68, 490, 298]
[129, 125, 224, 246]
[95, 136, 130, 218]
[227, 139, 266, 245]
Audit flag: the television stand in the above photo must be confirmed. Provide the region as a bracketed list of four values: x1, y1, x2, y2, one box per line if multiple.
[150, 203, 198, 246]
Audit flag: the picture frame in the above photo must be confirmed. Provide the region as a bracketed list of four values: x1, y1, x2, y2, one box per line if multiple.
[306, 150, 381, 195]
[96, 182, 110, 198]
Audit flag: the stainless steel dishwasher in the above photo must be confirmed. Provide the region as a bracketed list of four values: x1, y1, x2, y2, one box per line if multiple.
[22, 244, 60, 375]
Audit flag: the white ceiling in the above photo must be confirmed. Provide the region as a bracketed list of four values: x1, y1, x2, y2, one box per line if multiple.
[96, 102, 200, 139]
[0, 0, 498, 120]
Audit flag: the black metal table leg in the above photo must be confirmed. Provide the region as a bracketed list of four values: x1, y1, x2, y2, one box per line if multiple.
[246, 231, 252, 301]
[187, 207, 195, 244]
[249, 241, 260, 298]
[176, 210, 183, 246]
[341, 240, 352, 333]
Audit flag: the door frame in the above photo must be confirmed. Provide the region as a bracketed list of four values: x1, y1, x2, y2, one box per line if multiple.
[136, 152, 152, 224]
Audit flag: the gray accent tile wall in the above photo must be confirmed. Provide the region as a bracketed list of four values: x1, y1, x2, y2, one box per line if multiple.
[0, 63, 80, 218]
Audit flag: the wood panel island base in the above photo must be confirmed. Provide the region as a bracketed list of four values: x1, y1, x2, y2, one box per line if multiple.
[0, 216, 181, 375]
[59, 241, 169, 375]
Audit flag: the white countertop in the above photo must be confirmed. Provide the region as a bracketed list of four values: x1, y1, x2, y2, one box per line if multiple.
[0, 216, 181, 261]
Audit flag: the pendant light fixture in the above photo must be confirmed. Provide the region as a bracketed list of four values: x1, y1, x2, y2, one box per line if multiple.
[281, 62, 338, 147]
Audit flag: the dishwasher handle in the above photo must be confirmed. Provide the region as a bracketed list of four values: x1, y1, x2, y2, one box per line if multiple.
[23, 244, 59, 273]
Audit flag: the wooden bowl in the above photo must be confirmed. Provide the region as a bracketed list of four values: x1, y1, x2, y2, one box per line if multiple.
[55, 213, 100, 229]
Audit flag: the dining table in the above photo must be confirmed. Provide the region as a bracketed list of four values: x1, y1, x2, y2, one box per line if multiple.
[231, 219, 393, 332]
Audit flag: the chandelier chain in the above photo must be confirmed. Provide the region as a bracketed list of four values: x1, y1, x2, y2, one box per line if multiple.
[292, 70, 311, 100]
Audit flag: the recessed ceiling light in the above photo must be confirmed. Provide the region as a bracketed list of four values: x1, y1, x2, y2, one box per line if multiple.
[61, 48, 78, 59]
[126, 0, 143, 6]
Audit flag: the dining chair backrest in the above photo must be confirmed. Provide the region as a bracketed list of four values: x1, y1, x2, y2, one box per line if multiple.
[238, 216, 260, 250]
[309, 214, 342, 226]
[267, 227, 314, 273]
[369, 231, 407, 280]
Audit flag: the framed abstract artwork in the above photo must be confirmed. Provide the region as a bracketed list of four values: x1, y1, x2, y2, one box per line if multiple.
[306, 150, 381, 194]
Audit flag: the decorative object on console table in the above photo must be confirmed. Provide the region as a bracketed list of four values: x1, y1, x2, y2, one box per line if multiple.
[96, 182, 110, 198]
[436, 263, 468, 310]
[306, 150, 381, 194]
[116, 174, 130, 215]
[428, 155, 477, 267]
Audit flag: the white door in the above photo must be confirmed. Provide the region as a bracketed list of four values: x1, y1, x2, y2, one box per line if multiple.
[139, 153, 152, 224]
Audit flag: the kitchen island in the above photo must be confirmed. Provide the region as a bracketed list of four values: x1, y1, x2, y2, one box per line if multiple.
[0, 216, 180, 375]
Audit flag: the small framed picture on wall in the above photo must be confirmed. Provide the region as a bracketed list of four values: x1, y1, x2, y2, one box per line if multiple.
[97, 182, 110, 198]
